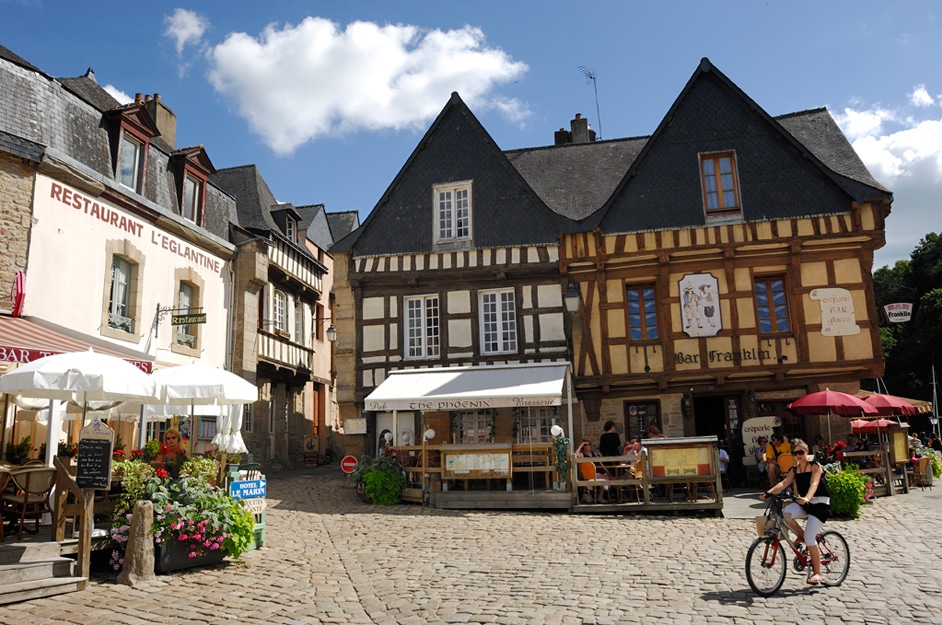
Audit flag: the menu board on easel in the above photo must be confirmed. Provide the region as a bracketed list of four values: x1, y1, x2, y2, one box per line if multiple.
[77, 417, 114, 490]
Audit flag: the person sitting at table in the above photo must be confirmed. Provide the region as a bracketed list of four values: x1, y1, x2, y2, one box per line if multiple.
[930, 433, 942, 452]
[646, 425, 666, 439]
[766, 433, 792, 485]
[754, 437, 768, 482]
[575, 439, 610, 502]
[624, 438, 647, 469]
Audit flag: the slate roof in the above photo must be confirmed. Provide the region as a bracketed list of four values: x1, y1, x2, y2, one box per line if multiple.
[0, 129, 44, 162]
[212, 164, 280, 232]
[335, 59, 891, 253]
[326, 211, 360, 243]
[0, 44, 47, 77]
[333, 92, 565, 256]
[777, 108, 891, 194]
[505, 137, 647, 221]
[212, 164, 323, 267]
[296, 204, 335, 252]
[58, 69, 121, 112]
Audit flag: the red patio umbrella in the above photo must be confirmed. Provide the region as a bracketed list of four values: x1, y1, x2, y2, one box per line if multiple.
[787, 388, 879, 442]
[863, 393, 918, 417]
[851, 418, 898, 434]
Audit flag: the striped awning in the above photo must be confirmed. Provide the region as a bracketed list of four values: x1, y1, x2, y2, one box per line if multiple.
[0, 315, 153, 373]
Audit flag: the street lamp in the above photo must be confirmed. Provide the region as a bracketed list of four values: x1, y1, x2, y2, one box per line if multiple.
[564, 282, 581, 313]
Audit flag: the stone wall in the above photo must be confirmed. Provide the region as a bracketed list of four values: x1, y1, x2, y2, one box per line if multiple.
[0, 152, 34, 313]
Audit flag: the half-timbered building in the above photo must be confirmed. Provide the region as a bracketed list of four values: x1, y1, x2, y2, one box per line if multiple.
[559, 59, 891, 483]
[332, 93, 577, 499]
[212, 165, 330, 471]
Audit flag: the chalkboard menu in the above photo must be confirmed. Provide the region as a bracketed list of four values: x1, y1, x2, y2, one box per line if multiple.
[77, 437, 113, 490]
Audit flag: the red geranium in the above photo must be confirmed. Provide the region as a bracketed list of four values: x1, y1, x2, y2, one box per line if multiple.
[156, 467, 169, 479]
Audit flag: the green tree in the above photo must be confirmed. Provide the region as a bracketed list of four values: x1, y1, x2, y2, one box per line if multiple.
[870, 232, 942, 401]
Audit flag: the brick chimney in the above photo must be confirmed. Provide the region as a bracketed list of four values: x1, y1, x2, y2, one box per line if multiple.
[553, 113, 597, 146]
[143, 93, 176, 148]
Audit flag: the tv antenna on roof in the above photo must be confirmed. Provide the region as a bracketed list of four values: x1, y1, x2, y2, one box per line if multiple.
[579, 65, 602, 140]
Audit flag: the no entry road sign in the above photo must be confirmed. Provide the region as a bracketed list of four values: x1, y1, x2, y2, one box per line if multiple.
[340, 455, 358, 474]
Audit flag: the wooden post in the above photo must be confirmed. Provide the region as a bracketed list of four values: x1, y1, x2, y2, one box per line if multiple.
[77, 489, 94, 579]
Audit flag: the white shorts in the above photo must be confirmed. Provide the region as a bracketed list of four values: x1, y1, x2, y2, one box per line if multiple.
[783, 502, 824, 546]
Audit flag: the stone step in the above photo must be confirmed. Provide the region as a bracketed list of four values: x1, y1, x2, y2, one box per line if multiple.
[0, 576, 87, 606]
[1, 558, 75, 584]
[0, 541, 62, 565]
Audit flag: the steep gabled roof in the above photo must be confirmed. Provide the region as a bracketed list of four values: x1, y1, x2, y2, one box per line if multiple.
[296, 204, 335, 252]
[584, 58, 892, 234]
[332, 92, 564, 256]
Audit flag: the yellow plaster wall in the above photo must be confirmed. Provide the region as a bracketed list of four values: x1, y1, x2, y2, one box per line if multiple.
[800, 261, 828, 286]
[834, 259, 863, 284]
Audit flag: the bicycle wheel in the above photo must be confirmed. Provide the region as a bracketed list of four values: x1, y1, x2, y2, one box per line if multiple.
[746, 536, 787, 596]
[817, 530, 850, 586]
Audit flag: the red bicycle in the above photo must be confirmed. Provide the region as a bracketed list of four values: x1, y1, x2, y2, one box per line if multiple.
[746, 494, 850, 596]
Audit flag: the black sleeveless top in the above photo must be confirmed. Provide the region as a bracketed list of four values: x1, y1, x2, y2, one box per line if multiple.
[792, 461, 831, 522]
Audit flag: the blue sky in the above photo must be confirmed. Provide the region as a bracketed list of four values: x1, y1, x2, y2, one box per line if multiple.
[1, 1, 939, 268]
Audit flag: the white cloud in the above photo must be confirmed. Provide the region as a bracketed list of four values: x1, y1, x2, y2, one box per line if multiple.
[909, 85, 935, 108]
[206, 17, 529, 155]
[103, 84, 132, 105]
[164, 8, 209, 55]
[835, 99, 942, 268]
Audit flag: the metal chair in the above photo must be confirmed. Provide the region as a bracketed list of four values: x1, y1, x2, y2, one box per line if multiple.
[2, 467, 56, 540]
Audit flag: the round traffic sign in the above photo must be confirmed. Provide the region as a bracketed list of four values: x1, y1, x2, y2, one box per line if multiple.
[340, 455, 358, 474]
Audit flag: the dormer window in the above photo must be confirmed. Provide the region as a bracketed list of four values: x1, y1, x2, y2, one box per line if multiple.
[170, 146, 214, 227]
[118, 134, 144, 191]
[285, 217, 296, 243]
[434, 181, 472, 244]
[182, 174, 202, 223]
[105, 103, 158, 195]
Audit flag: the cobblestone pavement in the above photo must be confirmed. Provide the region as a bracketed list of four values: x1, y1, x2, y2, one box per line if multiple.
[3, 466, 942, 625]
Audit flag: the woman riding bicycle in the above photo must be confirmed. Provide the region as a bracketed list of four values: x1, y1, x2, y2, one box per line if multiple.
[759, 438, 831, 585]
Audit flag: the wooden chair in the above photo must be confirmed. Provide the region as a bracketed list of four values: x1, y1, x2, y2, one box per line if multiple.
[2, 467, 56, 540]
[910, 457, 932, 490]
[0, 469, 11, 542]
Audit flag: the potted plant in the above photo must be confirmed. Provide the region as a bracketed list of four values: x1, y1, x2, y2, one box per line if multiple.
[5, 436, 31, 464]
[351, 455, 405, 505]
[226, 453, 242, 472]
[57, 440, 78, 459]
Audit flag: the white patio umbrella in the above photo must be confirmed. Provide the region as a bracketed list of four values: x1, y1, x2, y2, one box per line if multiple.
[0, 349, 159, 465]
[149, 363, 257, 455]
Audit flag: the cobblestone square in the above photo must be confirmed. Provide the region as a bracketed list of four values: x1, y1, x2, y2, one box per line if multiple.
[3, 466, 941, 625]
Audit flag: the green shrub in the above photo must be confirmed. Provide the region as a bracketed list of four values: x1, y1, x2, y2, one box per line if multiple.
[826, 466, 868, 518]
[354, 455, 405, 505]
[142, 439, 160, 462]
[180, 455, 219, 484]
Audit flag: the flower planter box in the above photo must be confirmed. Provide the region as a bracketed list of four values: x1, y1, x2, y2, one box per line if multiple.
[155, 539, 226, 574]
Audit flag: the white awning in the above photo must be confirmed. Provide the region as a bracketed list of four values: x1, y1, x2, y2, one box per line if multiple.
[364, 362, 571, 412]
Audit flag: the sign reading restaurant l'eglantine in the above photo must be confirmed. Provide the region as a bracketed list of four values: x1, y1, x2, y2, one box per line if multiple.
[35, 176, 222, 274]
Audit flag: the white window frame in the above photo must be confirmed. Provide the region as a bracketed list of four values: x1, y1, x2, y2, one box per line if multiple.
[108, 256, 134, 332]
[433, 181, 472, 243]
[404, 294, 440, 359]
[480, 288, 517, 354]
[294, 299, 304, 344]
[273, 290, 287, 333]
[285, 218, 296, 243]
[183, 174, 201, 223]
[118, 133, 143, 191]
[176, 281, 196, 348]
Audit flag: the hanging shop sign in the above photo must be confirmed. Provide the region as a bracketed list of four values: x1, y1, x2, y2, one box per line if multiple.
[883, 303, 913, 324]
